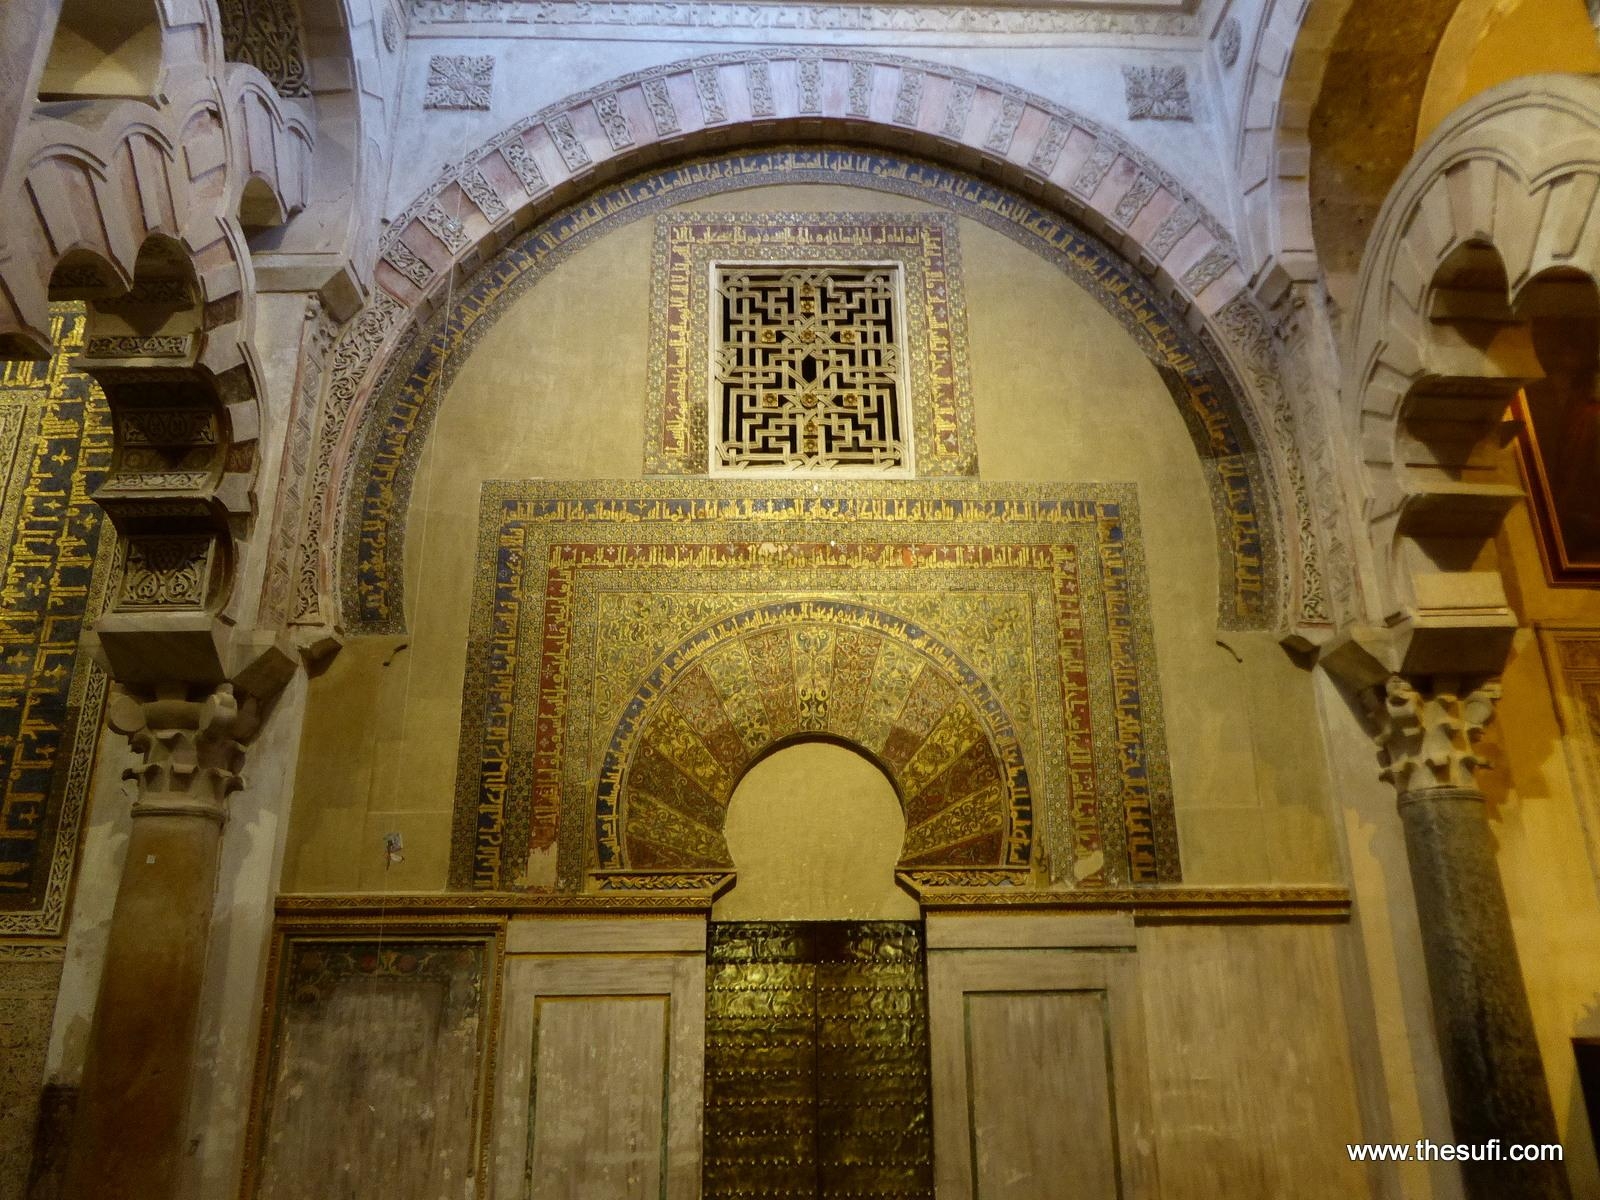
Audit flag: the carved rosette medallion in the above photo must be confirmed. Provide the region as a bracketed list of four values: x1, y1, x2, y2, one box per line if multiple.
[1122, 65, 1192, 122]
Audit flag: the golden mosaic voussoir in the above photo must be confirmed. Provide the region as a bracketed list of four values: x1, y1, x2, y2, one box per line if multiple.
[449, 480, 1179, 897]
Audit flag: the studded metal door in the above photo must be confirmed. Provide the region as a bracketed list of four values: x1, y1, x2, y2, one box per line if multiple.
[703, 921, 934, 1200]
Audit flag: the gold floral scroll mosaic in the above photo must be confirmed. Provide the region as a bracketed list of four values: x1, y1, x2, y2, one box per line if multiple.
[603, 599, 1028, 871]
[645, 212, 977, 477]
[449, 482, 1178, 894]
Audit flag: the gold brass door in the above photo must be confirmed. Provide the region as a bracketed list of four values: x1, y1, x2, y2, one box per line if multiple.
[703, 921, 934, 1199]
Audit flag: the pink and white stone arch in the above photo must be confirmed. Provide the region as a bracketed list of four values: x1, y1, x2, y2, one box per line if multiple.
[304, 49, 1333, 639]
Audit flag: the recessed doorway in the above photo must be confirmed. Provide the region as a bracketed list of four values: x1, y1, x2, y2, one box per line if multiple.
[703, 920, 934, 1200]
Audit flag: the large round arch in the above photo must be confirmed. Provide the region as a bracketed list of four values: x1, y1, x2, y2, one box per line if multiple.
[294, 50, 1328, 641]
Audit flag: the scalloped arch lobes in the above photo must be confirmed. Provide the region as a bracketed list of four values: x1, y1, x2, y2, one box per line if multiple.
[597, 604, 1032, 873]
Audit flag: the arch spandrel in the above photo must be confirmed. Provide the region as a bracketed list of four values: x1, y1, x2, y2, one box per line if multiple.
[304, 49, 1328, 642]
[595, 601, 1033, 877]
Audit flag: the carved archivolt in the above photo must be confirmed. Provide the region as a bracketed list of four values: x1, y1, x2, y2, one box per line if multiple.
[1345, 75, 1600, 646]
[2, 60, 312, 370]
[309, 51, 1325, 639]
[0, 2, 319, 692]
[1230, 0, 1355, 284]
[330, 151, 1283, 642]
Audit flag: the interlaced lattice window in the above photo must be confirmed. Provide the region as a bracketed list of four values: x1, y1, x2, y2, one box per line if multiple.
[711, 264, 912, 474]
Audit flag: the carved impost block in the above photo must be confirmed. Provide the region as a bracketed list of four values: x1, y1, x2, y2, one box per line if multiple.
[108, 682, 261, 821]
[1322, 623, 1516, 690]
[1367, 675, 1500, 797]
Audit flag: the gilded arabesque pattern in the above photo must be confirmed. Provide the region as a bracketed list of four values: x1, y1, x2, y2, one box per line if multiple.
[449, 481, 1179, 894]
[596, 601, 1030, 872]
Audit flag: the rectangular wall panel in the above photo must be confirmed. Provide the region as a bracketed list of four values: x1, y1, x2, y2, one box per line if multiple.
[493, 918, 706, 1200]
[926, 914, 1155, 1200]
[248, 935, 496, 1200]
[963, 990, 1119, 1200]
[1136, 923, 1370, 1199]
[528, 995, 669, 1200]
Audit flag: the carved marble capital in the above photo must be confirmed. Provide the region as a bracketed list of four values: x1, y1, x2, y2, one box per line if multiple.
[1367, 675, 1500, 797]
[108, 683, 260, 821]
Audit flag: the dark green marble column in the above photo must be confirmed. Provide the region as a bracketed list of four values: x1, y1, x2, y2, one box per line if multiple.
[1399, 785, 1569, 1199]
[1372, 677, 1570, 1200]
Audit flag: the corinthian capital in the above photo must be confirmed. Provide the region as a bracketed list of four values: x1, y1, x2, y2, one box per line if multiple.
[1367, 675, 1500, 796]
[107, 683, 261, 820]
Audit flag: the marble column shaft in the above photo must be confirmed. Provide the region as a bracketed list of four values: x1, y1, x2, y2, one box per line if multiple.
[1400, 785, 1569, 1200]
[60, 684, 257, 1199]
[1372, 676, 1569, 1200]
[60, 810, 224, 1198]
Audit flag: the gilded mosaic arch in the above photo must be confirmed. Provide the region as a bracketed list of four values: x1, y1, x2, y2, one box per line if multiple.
[340, 148, 1279, 636]
[596, 600, 1032, 873]
[448, 481, 1180, 894]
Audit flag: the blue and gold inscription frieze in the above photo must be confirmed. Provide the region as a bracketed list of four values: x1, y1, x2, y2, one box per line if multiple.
[0, 304, 113, 937]
[344, 148, 1275, 636]
[449, 481, 1179, 894]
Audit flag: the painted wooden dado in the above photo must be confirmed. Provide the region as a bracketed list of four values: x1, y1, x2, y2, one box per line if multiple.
[243, 906, 1391, 1198]
[492, 912, 1163, 1199]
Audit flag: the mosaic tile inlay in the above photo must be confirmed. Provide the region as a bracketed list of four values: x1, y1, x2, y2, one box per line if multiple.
[0, 304, 114, 937]
[449, 481, 1179, 894]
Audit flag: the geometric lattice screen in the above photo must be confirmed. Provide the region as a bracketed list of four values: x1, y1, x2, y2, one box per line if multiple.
[712, 265, 911, 475]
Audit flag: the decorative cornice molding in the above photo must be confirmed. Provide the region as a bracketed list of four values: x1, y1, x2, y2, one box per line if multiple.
[408, 0, 1197, 36]
[276, 891, 718, 915]
[916, 885, 1351, 919]
[273, 885, 1352, 921]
